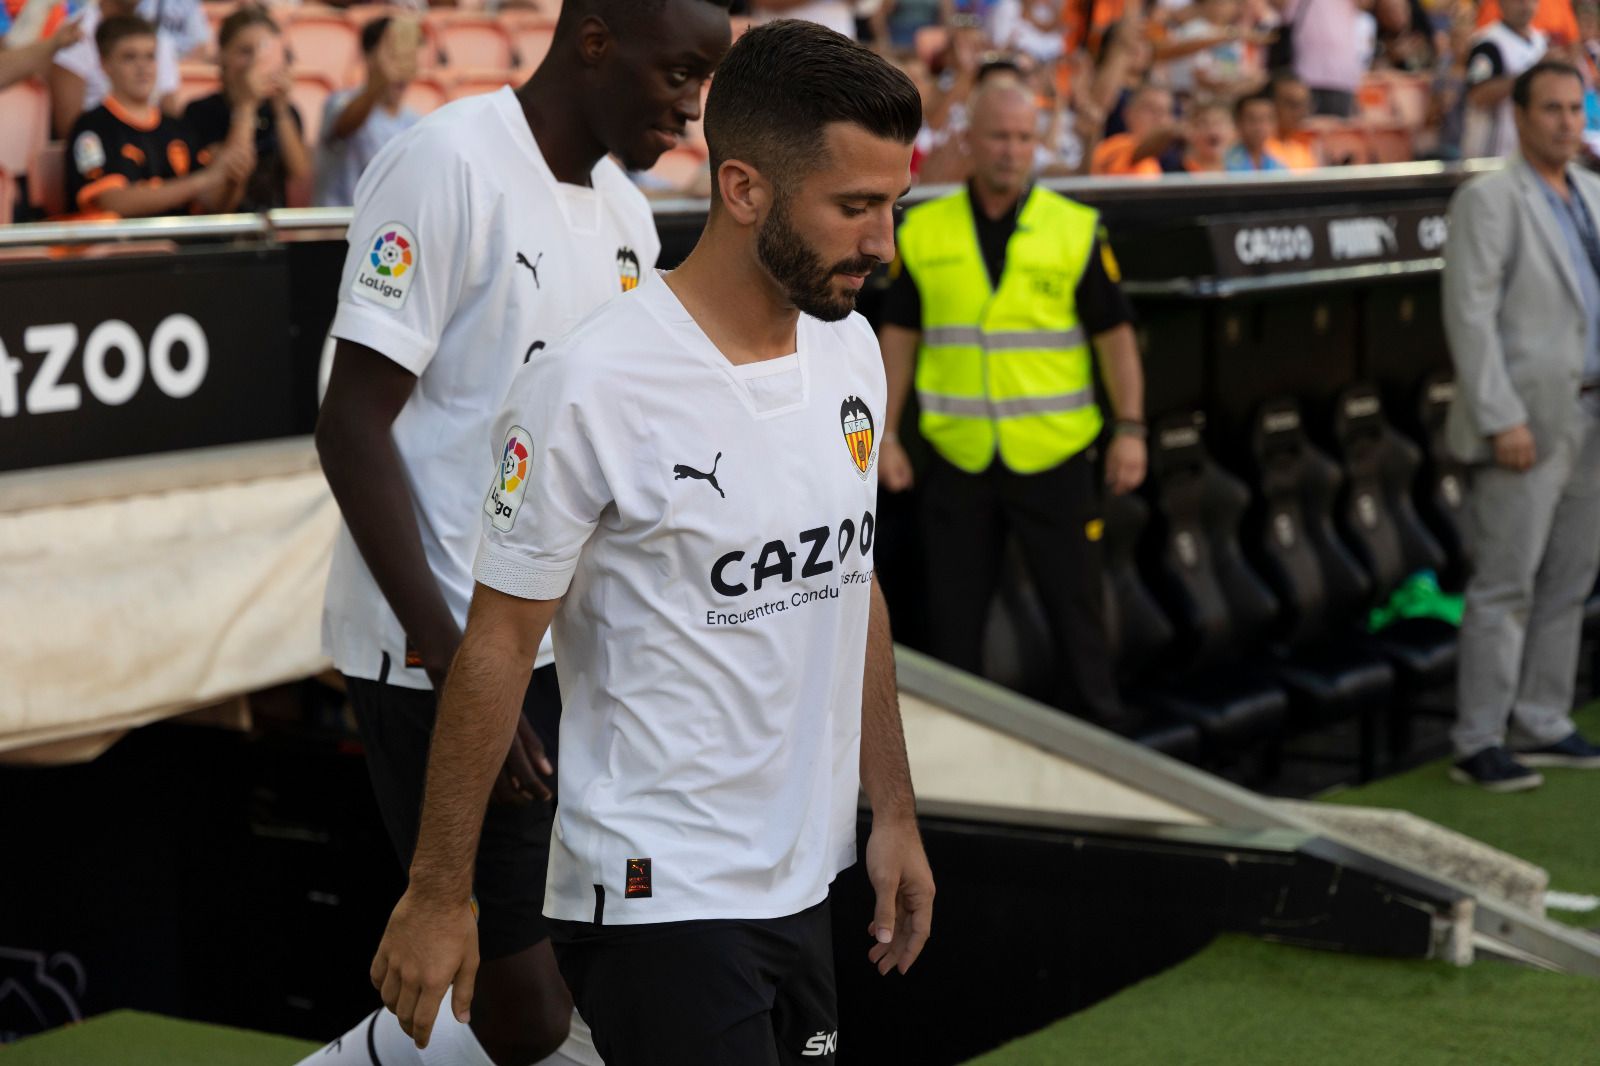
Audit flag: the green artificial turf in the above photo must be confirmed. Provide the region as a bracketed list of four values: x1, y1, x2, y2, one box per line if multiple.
[968, 935, 1600, 1065]
[3, 1010, 318, 1065]
[1323, 702, 1600, 927]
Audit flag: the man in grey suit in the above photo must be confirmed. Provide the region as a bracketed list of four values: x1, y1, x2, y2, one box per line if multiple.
[1442, 59, 1600, 792]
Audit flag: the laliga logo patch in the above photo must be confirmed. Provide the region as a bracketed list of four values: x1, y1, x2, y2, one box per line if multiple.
[840, 396, 875, 479]
[352, 221, 418, 310]
[485, 425, 532, 532]
[617, 246, 641, 292]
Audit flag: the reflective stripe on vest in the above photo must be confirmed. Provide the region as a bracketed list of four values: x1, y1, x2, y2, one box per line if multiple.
[898, 185, 1103, 474]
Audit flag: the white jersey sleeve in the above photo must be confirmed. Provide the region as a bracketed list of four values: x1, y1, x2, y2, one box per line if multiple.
[473, 348, 614, 601]
[329, 129, 476, 376]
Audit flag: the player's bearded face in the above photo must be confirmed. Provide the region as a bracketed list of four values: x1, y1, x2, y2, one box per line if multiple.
[756, 189, 877, 323]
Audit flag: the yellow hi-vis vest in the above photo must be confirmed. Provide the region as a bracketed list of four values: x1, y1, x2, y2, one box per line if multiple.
[898, 184, 1102, 474]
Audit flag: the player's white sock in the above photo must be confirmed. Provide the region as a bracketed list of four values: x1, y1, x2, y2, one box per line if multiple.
[291, 1007, 424, 1065]
[418, 1005, 604, 1066]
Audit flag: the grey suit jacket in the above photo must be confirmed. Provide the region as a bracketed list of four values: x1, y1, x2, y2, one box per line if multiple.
[1441, 157, 1600, 463]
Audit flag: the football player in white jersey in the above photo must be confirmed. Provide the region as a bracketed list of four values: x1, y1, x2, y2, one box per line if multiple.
[304, 3, 732, 1065]
[370, 20, 934, 1066]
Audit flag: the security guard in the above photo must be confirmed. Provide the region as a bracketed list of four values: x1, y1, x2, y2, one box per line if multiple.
[878, 77, 1147, 729]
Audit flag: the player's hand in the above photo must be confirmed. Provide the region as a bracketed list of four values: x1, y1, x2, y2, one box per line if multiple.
[491, 714, 554, 806]
[864, 817, 934, 976]
[370, 890, 479, 1050]
[1492, 424, 1537, 472]
[878, 436, 914, 493]
[1105, 433, 1147, 495]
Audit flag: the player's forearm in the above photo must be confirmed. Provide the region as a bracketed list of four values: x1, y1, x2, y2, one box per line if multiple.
[1093, 323, 1144, 423]
[316, 408, 462, 666]
[880, 324, 919, 435]
[860, 577, 916, 826]
[407, 613, 542, 900]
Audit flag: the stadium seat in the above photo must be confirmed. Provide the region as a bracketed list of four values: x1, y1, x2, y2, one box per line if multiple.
[1411, 372, 1471, 588]
[1100, 492, 1204, 764]
[645, 147, 706, 193]
[28, 141, 66, 218]
[1305, 120, 1371, 167]
[449, 71, 515, 100]
[0, 78, 51, 182]
[401, 75, 451, 115]
[290, 73, 337, 148]
[1325, 385, 1458, 760]
[506, 19, 554, 77]
[1242, 398, 1397, 780]
[283, 14, 363, 88]
[1140, 414, 1290, 760]
[177, 60, 222, 109]
[430, 13, 514, 70]
[1365, 124, 1414, 165]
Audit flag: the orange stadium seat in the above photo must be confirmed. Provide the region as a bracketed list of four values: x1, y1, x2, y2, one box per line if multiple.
[430, 13, 514, 70]
[401, 75, 452, 115]
[1364, 124, 1414, 165]
[28, 141, 67, 218]
[647, 146, 706, 193]
[450, 70, 516, 99]
[506, 19, 554, 76]
[283, 13, 363, 88]
[0, 78, 52, 182]
[176, 60, 221, 108]
[290, 73, 338, 147]
[1306, 121, 1372, 167]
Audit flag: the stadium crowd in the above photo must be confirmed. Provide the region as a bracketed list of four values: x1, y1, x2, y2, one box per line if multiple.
[0, 0, 1598, 220]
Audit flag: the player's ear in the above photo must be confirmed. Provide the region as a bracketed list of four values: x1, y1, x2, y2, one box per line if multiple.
[576, 15, 612, 66]
[716, 159, 766, 227]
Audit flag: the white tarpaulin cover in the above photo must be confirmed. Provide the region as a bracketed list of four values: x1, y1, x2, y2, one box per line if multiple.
[0, 440, 337, 758]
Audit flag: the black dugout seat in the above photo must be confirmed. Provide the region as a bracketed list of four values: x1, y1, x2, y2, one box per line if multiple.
[1100, 491, 1203, 764]
[1413, 372, 1472, 590]
[1242, 398, 1397, 779]
[1327, 385, 1459, 758]
[1138, 414, 1288, 756]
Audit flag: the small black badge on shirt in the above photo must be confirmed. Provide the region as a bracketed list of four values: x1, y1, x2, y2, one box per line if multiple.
[625, 858, 652, 898]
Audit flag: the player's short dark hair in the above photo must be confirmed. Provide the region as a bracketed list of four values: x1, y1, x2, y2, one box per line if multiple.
[218, 6, 279, 50]
[1513, 60, 1583, 110]
[553, 0, 732, 41]
[705, 20, 921, 201]
[361, 15, 392, 55]
[96, 14, 155, 57]
[1233, 91, 1275, 121]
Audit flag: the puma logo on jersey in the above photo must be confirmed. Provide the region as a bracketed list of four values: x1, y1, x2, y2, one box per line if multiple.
[516, 251, 543, 288]
[673, 452, 724, 498]
[802, 1030, 838, 1057]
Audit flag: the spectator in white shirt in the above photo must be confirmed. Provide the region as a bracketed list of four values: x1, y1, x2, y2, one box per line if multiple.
[314, 17, 421, 207]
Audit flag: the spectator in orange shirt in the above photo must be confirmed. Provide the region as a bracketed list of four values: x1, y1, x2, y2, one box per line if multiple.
[1091, 84, 1175, 174]
[1267, 71, 1320, 167]
[1161, 97, 1234, 171]
[1477, 0, 1576, 48]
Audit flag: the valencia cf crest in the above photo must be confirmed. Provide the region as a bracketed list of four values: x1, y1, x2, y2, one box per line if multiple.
[617, 246, 641, 292]
[840, 396, 875, 479]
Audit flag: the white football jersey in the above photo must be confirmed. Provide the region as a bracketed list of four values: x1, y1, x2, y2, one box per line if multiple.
[323, 87, 659, 689]
[475, 279, 887, 924]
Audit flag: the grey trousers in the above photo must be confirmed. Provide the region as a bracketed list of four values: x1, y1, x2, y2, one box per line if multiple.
[1452, 404, 1600, 757]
